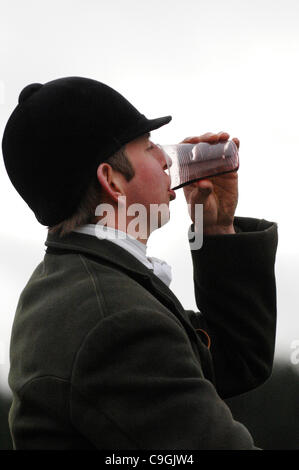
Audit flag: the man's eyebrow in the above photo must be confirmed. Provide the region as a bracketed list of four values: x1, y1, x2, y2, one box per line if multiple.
[144, 132, 151, 139]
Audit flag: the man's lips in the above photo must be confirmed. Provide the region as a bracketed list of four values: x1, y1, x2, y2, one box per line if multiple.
[168, 188, 176, 201]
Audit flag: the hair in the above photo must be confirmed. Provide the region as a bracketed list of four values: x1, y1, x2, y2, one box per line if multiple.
[47, 146, 135, 238]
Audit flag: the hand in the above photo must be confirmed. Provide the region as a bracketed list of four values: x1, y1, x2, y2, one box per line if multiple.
[182, 132, 239, 235]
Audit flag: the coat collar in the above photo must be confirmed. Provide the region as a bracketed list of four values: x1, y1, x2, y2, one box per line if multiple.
[45, 230, 153, 280]
[45, 230, 189, 332]
[45, 230, 180, 310]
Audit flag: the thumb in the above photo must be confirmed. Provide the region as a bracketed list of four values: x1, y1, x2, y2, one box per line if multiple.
[187, 179, 213, 205]
[196, 179, 213, 195]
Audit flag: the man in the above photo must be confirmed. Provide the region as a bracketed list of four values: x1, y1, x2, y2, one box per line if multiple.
[2, 77, 278, 450]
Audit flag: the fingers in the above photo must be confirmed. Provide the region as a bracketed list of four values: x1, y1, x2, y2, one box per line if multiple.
[232, 137, 240, 149]
[184, 179, 213, 203]
[217, 131, 230, 141]
[180, 131, 230, 145]
[181, 132, 241, 149]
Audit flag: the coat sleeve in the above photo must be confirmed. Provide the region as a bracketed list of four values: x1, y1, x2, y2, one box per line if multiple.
[70, 308, 258, 450]
[187, 216, 278, 398]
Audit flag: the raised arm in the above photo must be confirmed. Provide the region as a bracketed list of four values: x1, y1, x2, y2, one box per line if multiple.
[182, 132, 277, 397]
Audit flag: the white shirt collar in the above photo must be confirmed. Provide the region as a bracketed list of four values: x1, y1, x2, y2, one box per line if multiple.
[73, 224, 172, 287]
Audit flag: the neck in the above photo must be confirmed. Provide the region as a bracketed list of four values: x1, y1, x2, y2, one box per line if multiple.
[91, 213, 150, 246]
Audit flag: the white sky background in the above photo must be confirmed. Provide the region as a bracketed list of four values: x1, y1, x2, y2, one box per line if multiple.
[0, 0, 299, 390]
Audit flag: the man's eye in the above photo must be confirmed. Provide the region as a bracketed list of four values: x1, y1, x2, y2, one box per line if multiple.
[147, 140, 159, 151]
[147, 141, 157, 150]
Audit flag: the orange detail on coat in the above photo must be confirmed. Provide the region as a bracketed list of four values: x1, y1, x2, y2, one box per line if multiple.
[195, 328, 211, 350]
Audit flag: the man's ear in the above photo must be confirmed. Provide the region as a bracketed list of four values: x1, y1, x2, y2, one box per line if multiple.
[96, 163, 126, 203]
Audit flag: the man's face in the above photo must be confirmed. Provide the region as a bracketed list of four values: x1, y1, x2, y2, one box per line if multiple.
[122, 133, 175, 234]
[124, 133, 175, 204]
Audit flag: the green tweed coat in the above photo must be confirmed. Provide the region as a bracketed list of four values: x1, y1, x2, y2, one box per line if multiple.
[8, 216, 278, 450]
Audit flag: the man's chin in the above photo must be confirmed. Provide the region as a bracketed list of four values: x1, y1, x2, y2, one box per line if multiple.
[153, 209, 170, 230]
